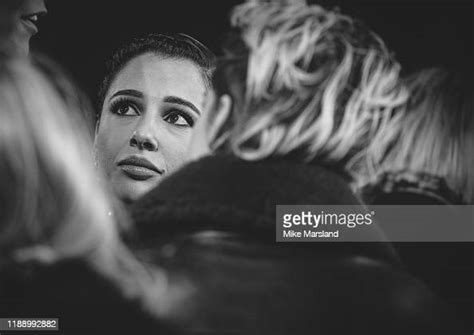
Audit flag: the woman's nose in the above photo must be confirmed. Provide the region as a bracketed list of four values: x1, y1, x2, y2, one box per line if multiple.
[129, 131, 159, 152]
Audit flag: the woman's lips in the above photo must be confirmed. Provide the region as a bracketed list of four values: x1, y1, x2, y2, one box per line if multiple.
[119, 165, 160, 181]
[20, 18, 38, 35]
[20, 6, 47, 35]
[117, 156, 163, 181]
[20, 13, 42, 35]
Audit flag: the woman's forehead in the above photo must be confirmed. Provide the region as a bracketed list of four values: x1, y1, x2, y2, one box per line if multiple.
[107, 54, 207, 106]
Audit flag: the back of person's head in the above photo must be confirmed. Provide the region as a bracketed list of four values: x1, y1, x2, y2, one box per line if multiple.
[198, 0, 407, 181]
[362, 68, 473, 204]
[0, 57, 114, 259]
[98, 32, 215, 112]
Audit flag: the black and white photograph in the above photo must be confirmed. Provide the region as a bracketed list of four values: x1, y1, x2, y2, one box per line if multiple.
[0, 0, 472, 334]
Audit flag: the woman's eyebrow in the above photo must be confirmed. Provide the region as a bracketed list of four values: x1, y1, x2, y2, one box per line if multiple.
[164, 96, 201, 115]
[109, 89, 143, 101]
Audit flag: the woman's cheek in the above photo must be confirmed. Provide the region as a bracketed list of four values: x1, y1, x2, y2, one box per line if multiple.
[94, 134, 112, 175]
[95, 124, 125, 176]
[162, 133, 194, 172]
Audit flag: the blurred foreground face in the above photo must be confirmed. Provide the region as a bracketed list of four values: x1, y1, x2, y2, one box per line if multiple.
[95, 53, 206, 204]
[0, 0, 47, 56]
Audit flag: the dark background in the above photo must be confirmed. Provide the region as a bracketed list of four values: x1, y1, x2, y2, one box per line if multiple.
[32, 0, 473, 105]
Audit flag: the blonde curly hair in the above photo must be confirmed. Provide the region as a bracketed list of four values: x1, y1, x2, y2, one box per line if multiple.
[209, 0, 408, 181]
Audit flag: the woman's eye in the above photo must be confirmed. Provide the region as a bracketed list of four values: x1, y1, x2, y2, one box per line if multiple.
[110, 101, 139, 116]
[164, 111, 194, 127]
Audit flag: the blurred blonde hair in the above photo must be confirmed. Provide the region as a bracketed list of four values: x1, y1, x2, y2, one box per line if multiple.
[0, 57, 184, 316]
[209, 0, 408, 180]
[0, 58, 107, 257]
[362, 68, 473, 203]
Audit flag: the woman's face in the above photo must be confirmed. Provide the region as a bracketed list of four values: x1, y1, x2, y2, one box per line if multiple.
[95, 53, 206, 203]
[186, 89, 219, 161]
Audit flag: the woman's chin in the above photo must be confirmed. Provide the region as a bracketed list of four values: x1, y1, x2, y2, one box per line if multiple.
[112, 173, 162, 204]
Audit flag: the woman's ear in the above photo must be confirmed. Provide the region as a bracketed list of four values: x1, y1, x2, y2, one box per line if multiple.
[208, 94, 232, 147]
